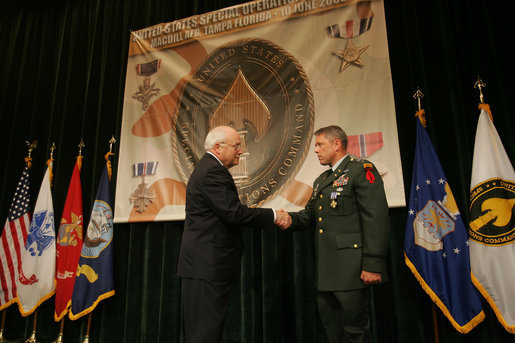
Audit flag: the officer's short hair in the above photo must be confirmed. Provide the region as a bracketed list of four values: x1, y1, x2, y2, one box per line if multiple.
[314, 125, 348, 149]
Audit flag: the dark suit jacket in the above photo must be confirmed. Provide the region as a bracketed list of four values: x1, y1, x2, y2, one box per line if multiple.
[290, 155, 390, 291]
[177, 153, 274, 282]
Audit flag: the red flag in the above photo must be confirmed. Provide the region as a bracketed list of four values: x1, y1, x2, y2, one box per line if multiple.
[0, 165, 31, 309]
[54, 158, 83, 321]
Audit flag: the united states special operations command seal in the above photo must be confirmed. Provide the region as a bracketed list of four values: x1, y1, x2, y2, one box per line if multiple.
[469, 178, 515, 246]
[172, 38, 314, 207]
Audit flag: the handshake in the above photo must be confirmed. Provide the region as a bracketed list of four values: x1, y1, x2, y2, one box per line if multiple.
[274, 209, 292, 230]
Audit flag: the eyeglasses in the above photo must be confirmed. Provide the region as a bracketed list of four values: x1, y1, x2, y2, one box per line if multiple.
[220, 142, 242, 151]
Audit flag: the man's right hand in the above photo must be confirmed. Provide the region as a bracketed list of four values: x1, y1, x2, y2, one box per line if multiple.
[275, 209, 292, 230]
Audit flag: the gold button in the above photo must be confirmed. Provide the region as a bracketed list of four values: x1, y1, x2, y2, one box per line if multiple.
[319, 229, 324, 234]
[319, 206, 322, 210]
[318, 217, 322, 222]
[320, 194, 323, 198]
[353, 244, 358, 248]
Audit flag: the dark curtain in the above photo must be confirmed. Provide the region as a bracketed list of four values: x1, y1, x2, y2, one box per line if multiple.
[0, 0, 514, 342]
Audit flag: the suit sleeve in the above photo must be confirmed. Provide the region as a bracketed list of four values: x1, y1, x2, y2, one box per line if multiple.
[354, 163, 390, 273]
[201, 166, 274, 227]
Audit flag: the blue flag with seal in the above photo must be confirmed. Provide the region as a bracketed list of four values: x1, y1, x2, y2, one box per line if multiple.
[404, 118, 484, 333]
[69, 161, 114, 320]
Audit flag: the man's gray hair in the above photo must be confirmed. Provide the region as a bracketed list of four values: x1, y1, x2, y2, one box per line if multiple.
[204, 126, 228, 150]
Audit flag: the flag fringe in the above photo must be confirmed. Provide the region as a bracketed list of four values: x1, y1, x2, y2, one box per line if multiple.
[68, 290, 115, 321]
[404, 253, 485, 333]
[77, 155, 83, 171]
[414, 109, 426, 127]
[104, 152, 114, 181]
[471, 273, 515, 333]
[54, 299, 72, 322]
[16, 289, 56, 317]
[478, 103, 493, 121]
[25, 157, 32, 169]
[0, 298, 19, 311]
[47, 158, 54, 187]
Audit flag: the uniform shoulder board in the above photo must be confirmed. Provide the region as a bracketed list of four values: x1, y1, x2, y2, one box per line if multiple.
[349, 155, 364, 162]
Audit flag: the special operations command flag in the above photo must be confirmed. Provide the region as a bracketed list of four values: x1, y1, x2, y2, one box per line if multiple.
[468, 105, 515, 333]
[69, 160, 114, 320]
[404, 118, 484, 333]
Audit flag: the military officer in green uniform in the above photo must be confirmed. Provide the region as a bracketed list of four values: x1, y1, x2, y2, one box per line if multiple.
[286, 125, 390, 343]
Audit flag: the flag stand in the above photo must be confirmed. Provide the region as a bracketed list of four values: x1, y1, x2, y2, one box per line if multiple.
[51, 319, 64, 343]
[24, 310, 38, 343]
[0, 310, 7, 342]
[81, 313, 92, 343]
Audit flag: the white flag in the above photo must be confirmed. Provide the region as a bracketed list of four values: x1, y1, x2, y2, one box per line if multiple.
[468, 107, 515, 333]
[17, 166, 56, 316]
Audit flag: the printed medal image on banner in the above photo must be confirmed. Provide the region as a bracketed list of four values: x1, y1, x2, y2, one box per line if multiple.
[115, 0, 405, 223]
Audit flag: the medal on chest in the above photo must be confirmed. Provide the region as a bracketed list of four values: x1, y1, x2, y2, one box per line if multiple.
[333, 175, 349, 187]
[330, 191, 338, 208]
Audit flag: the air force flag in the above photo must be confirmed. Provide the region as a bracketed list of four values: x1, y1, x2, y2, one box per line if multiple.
[404, 118, 484, 333]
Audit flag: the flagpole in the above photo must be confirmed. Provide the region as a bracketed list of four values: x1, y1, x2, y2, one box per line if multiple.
[24, 140, 38, 169]
[431, 306, 440, 343]
[22, 141, 39, 343]
[82, 313, 92, 343]
[473, 77, 494, 122]
[474, 76, 486, 104]
[413, 88, 441, 343]
[24, 310, 38, 343]
[51, 319, 64, 343]
[413, 87, 426, 127]
[0, 310, 6, 342]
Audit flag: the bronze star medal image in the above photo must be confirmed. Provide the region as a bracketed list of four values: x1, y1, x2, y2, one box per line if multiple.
[327, 1, 373, 72]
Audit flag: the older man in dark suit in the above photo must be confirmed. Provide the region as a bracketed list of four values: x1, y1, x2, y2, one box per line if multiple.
[177, 125, 289, 343]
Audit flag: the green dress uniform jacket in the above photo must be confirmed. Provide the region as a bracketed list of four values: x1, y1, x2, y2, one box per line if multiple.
[290, 155, 390, 291]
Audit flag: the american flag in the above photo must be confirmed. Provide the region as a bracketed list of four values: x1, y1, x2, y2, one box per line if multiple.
[0, 165, 31, 309]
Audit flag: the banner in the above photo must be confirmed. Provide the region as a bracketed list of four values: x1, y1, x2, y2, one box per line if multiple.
[115, 0, 405, 223]
[0, 165, 31, 310]
[468, 105, 515, 333]
[404, 117, 484, 333]
[17, 165, 56, 316]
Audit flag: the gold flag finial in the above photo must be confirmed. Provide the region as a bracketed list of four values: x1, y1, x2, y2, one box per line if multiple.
[47, 142, 56, 187]
[77, 138, 85, 170]
[413, 88, 426, 127]
[109, 135, 116, 154]
[413, 87, 424, 111]
[24, 140, 38, 168]
[105, 135, 116, 181]
[78, 138, 85, 156]
[474, 76, 486, 104]
[50, 142, 56, 160]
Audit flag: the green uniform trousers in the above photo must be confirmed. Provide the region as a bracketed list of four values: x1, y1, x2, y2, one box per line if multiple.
[317, 288, 371, 343]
